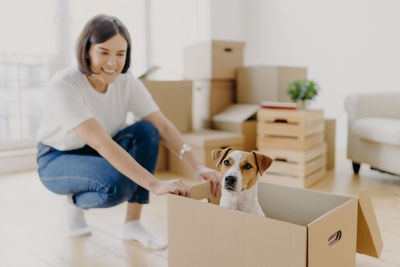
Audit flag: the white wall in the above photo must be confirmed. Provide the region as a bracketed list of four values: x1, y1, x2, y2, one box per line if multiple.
[150, 0, 210, 78]
[245, 0, 400, 147]
[131, 0, 400, 147]
[210, 0, 246, 41]
[148, 0, 246, 78]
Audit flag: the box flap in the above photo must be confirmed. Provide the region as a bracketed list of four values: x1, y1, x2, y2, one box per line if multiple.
[183, 129, 243, 148]
[356, 190, 383, 258]
[213, 104, 260, 123]
[189, 181, 220, 205]
[138, 65, 183, 80]
[138, 65, 161, 79]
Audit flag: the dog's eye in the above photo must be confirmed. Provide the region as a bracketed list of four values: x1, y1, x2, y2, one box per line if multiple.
[243, 163, 252, 170]
[223, 159, 230, 166]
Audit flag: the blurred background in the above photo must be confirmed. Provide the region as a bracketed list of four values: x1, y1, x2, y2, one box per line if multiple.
[1, 0, 399, 172]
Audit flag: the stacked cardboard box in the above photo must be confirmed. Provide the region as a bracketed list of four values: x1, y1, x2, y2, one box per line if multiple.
[168, 129, 244, 178]
[153, 40, 245, 177]
[212, 104, 259, 152]
[184, 40, 245, 130]
[140, 80, 193, 172]
[236, 66, 308, 103]
[140, 40, 246, 174]
[257, 108, 327, 187]
[211, 65, 308, 153]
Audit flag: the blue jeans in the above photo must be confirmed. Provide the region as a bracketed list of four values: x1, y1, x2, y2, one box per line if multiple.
[36, 121, 160, 209]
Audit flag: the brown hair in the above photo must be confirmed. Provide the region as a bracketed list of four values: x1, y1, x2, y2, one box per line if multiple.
[76, 14, 131, 75]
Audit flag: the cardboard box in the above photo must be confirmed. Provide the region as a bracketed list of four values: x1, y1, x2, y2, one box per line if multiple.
[141, 78, 234, 133]
[155, 143, 168, 172]
[141, 80, 193, 133]
[168, 181, 383, 267]
[183, 40, 245, 80]
[168, 130, 244, 178]
[213, 104, 260, 152]
[325, 118, 336, 169]
[193, 80, 235, 130]
[237, 66, 307, 104]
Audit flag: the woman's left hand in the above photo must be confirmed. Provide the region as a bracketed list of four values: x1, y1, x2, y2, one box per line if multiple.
[193, 165, 222, 197]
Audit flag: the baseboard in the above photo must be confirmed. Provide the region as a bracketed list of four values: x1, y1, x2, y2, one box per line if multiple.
[0, 148, 37, 174]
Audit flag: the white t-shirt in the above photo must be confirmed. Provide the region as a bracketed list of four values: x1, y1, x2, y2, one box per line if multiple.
[37, 67, 159, 151]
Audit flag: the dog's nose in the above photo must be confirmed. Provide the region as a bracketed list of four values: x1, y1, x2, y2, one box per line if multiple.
[225, 175, 237, 186]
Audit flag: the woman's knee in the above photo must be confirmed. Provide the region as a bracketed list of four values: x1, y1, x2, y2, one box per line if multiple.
[103, 176, 137, 206]
[133, 120, 160, 148]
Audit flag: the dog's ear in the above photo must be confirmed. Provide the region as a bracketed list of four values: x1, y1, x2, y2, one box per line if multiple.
[211, 147, 232, 168]
[252, 151, 273, 176]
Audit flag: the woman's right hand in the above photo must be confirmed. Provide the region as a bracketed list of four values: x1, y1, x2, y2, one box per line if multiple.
[150, 179, 191, 197]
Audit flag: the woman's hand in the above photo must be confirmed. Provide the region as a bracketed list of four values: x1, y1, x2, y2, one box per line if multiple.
[150, 179, 191, 197]
[193, 165, 222, 197]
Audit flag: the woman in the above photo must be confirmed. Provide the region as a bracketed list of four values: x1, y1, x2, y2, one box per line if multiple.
[36, 14, 221, 250]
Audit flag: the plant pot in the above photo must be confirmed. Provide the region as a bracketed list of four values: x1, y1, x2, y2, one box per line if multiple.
[296, 99, 309, 110]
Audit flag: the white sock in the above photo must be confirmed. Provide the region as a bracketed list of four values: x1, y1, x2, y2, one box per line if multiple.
[64, 196, 91, 237]
[121, 220, 167, 250]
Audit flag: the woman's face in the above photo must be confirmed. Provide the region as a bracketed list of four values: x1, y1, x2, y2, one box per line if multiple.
[88, 33, 128, 86]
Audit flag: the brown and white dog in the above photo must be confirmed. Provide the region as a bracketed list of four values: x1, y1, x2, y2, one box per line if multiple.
[212, 147, 273, 217]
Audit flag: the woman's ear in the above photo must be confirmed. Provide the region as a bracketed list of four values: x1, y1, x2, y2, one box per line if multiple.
[211, 147, 232, 168]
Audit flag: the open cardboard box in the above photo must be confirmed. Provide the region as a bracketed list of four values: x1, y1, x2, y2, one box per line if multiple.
[213, 104, 260, 151]
[168, 181, 383, 267]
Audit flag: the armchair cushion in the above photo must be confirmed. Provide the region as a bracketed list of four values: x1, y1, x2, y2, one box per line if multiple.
[353, 117, 400, 146]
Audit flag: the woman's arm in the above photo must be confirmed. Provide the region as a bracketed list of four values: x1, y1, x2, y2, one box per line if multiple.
[74, 118, 190, 196]
[143, 111, 221, 196]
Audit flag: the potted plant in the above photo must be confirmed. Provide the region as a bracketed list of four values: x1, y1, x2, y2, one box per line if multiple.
[287, 79, 320, 109]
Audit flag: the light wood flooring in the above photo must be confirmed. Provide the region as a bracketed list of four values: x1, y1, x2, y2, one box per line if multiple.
[0, 148, 399, 267]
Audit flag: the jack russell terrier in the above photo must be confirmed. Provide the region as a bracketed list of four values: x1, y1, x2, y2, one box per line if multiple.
[212, 147, 273, 217]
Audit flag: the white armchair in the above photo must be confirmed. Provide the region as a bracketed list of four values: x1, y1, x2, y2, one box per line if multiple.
[345, 92, 400, 175]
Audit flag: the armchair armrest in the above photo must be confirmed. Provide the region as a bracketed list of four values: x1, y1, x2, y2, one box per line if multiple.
[344, 92, 400, 122]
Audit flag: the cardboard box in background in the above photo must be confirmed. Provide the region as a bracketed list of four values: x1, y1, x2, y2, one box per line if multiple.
[237, 66, 307, 104]
[183, 40, 245, 80]
[192, 80, 235, 130]
[168, 130, 244, 178]
[325, 118, 336, 169]
[213, 104, 260, 152]
[141, 80, 193, 133]
[168, 181, 383, 267]
[155, 143, 168, 172]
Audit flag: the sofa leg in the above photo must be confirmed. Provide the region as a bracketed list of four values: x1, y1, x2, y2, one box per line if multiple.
[352, 162, 361, 174]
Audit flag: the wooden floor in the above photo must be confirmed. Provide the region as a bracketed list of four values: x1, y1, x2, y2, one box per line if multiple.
[0, 148, 400, 267]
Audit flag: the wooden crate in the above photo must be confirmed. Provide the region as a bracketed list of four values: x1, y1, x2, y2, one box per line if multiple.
[260, 168, 326, 188]
[259, 142, 327, 188]
[257, 109, 324, 150]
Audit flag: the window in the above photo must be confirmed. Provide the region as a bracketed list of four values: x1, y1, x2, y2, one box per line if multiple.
[0, 0, 55, 150]
[0, 0, 147, 152]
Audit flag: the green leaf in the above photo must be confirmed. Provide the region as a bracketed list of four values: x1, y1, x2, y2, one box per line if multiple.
[287, 78, 320, 101]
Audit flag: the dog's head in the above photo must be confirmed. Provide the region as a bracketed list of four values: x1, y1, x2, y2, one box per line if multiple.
[211, 147, 273, 192]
